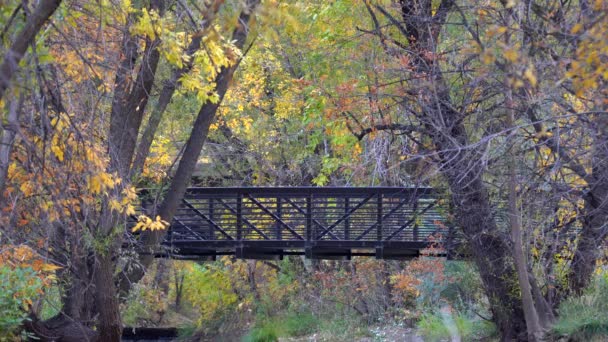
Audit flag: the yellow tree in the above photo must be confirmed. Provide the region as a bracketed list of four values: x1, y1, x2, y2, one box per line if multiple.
[1, 0, 262, 340]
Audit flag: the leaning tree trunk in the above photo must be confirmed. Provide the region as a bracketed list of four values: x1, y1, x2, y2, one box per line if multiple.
[506, 88, 544, 340]
[118, 0, 261, 295]
[440, 147, 528, 341]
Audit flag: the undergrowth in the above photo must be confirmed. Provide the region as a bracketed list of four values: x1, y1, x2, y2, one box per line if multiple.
[551, 271, 608, 341]
[417, 310, 496, 341]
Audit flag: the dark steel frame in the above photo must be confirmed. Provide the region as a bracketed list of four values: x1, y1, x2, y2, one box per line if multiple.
[138, 187, 454, 260]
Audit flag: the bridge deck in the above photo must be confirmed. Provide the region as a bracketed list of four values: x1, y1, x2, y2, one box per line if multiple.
[139, 187, 455, 260]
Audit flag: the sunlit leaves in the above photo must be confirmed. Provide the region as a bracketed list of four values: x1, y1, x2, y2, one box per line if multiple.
[159, 31, 189, 68]
[88, 172, 119, 195]
[130, 8, 162, 39]
[176, 30, 239, 104]
[565, 2, 608, 99]
[131, 215, 169, 232]
[141, 136, 172, 182]
[183, 262, 240, 328]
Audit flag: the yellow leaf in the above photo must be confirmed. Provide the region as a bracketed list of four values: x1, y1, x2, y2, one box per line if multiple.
[88, 175, 101, 194]
[131, 222, 142, 232]
[109, 199, 122, 212]
[40, 263, 62, 272]
[503, 48, 518, 63]
[20, 181, 34, 196]
[122, 186, 138, 200]
[51, 144, 64, 161]
[571, 23, 583, 34]
[125, 205, 136, 216]
[99, 172, 115, 188]
[524, 67, 537, 87]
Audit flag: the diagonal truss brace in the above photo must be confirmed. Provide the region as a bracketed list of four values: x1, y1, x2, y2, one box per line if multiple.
[181, 199, 234, 240]
[385, 200, 437, 241]
[245, 195, 304, 240]
[315, 194, 374, 240]
[216, 198, 270, 240]
[354, 197, 411, 240]
[282, 197, 340, 240]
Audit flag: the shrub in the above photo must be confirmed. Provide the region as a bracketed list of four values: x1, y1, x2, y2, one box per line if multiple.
[121, 282, 167, 326]
[0, 266, 43, 339]
[183, 263, 239, 331]
[552, 272, 608, 340]
[282, 311, 319, 336]
[242, 321, 279, 342]
[316, 315, 371, 341]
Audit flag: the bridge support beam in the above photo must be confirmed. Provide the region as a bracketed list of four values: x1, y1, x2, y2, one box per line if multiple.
[376, 247, 419, 260]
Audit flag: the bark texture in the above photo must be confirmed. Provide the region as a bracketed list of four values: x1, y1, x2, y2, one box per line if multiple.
[0, 0, 62, 101]
[367, 1, 529, 338]
[119, 0, 261, 294]
[570, 113, 608, 292]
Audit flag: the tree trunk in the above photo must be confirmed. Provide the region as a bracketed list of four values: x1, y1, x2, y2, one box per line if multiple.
[570, 113, 608, 293]
[364, 2, 529, 337]
[444, 173, 528, 340]
[506, 85, 543, 340]
[0, 96, 21, 201]
[119, 0, 260, 293]
[131, 36, 203, 177]
[0, 0, 62, 101]
[132, 0, 227, 177]
[427, 94, 527, 340]
[94, 254, 122, 342]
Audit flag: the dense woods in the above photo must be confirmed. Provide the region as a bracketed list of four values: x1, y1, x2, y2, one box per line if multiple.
[0, 0, 607, 341]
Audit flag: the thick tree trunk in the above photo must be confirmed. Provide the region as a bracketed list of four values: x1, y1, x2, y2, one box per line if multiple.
[443, 172, 527, 340]
[425, 90, 527, 341]
[28, 228, 98, 341]
[570, 113, 608, 292]
[0, 0, 62, 101]
[109, 1, 164, 177]
[420, 39, 527, 342]
[94, 254, 122, 342]
[365, 1, 529, 337]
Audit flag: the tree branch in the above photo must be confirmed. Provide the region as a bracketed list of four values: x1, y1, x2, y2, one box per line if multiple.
[354, 123, 417, 141]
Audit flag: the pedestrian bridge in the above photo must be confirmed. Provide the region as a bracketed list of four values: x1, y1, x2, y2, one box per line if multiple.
[142, 187, 458, 260]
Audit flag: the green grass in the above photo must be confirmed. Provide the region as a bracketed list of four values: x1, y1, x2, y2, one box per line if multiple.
[316, 315, 372, 341]
[551, 273, 608, 341]
[282, 311, 320, 336]
[241, 310, 374, 342]
[242, 321, 279, 342]
[417, 311, 496, 342]
[242, 310, 320, 341]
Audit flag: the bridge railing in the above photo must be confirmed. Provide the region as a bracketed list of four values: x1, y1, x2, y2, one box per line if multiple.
[141, 187, 453, 259]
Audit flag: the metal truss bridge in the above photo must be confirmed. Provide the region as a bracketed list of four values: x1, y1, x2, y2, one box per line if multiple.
[142, 187, 458, 260]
